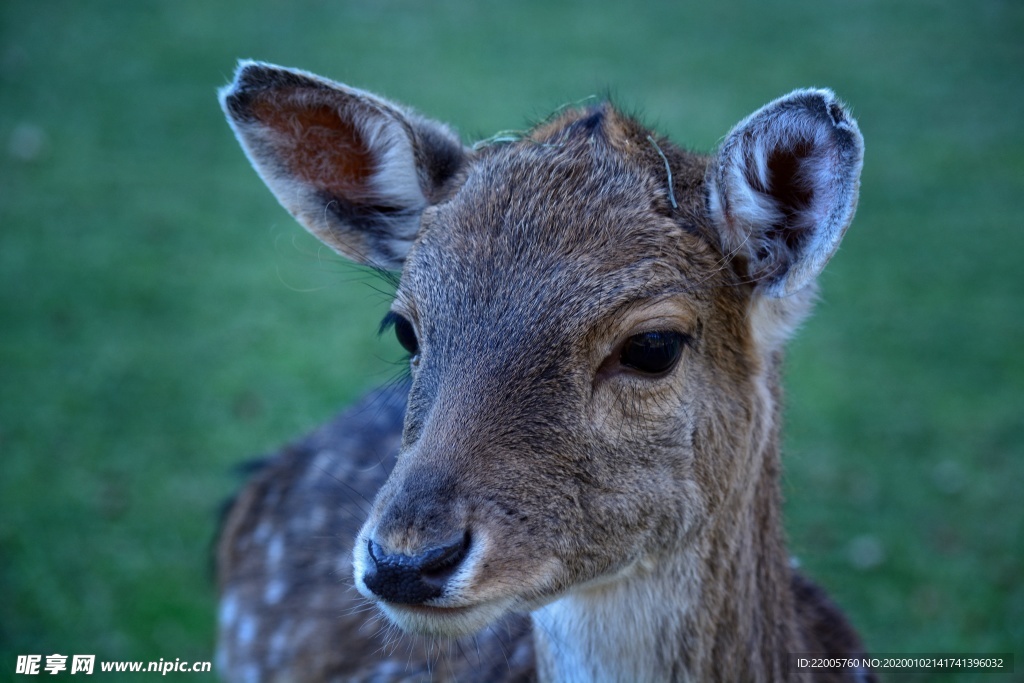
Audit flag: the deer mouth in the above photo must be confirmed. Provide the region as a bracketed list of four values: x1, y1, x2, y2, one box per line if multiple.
[388, 603, 475, 619]
[378, 596, 517, 637]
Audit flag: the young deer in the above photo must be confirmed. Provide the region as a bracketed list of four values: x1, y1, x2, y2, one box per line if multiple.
[216, 61, 870, 682]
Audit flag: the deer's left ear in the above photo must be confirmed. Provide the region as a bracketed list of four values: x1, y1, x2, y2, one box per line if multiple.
[707, 89, 864, 298]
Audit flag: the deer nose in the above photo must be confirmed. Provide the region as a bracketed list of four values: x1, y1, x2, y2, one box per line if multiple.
[363, 533, 470, 605]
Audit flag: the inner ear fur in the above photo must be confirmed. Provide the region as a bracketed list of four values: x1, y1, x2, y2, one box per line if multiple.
[220, 61, 466, 270]
[708, 89, 864, 298]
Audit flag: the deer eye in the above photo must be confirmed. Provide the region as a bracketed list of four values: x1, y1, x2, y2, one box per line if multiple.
[380, 312, 419, 356]
[619, 330, 686, 375]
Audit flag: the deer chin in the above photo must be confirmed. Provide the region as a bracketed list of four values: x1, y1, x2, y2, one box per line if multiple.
[377, 596, 517, 637]
[378, 553, 646, 638]
[369, 552, 566, 637]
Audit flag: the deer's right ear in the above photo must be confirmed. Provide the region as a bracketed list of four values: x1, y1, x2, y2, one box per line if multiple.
[220, 61, 466, 270]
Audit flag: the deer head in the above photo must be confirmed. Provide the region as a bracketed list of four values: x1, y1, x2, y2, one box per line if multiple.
[220, 61, 863, 652]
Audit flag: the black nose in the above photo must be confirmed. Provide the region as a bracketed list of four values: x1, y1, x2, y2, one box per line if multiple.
[363, 533, 470, 605]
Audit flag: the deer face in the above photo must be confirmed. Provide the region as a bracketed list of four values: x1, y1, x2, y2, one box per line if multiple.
[220, 62, 862, 638]
[357, 118, 746, 635]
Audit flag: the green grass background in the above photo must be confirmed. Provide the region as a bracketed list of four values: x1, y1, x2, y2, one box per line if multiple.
[2, 1, 1021, 680]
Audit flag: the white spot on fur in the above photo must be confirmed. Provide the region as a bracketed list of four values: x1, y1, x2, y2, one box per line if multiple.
[252, 521, 272, 544]
[310, 450, 334, 479]
[214, 645, 229, 680]
[267, 622, 292, 667]
[264, 579, 285, 605]
[237, 615, 257, 647]
[266, 533, 284, 567]
[239, 664, 260, 683]
[219, 591, 239, 629]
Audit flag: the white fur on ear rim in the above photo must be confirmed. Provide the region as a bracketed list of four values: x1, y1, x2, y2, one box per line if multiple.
[708, 89, 864, 298]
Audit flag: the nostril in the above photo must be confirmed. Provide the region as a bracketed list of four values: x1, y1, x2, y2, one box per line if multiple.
[366, 539, 391, 567]
[419, 531, 470, 581]
[363, 532, 471, 604]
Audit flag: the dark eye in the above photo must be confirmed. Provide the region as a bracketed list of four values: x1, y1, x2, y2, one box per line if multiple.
[380, 312, 419, 356]
[619, 331, 686, 375]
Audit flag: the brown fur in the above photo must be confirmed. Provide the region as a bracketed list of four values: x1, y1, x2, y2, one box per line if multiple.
[216, 62, 871, 682]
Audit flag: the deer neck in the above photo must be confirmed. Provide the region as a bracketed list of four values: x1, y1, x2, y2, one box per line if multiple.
[531, 549, 701, 682]
[531, 376, 801, 682]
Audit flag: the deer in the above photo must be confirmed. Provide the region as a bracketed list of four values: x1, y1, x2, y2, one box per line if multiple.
[215, 60, 871, 682]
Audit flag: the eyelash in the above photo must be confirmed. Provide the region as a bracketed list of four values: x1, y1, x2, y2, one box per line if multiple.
[379, 311, 419, 357]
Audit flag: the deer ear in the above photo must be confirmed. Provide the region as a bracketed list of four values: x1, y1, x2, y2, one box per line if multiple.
[220, 61, 466, 270]
[707, 89, 864, 297]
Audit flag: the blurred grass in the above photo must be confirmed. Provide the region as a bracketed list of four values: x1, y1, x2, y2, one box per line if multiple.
[1, 0, 1021, 680]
